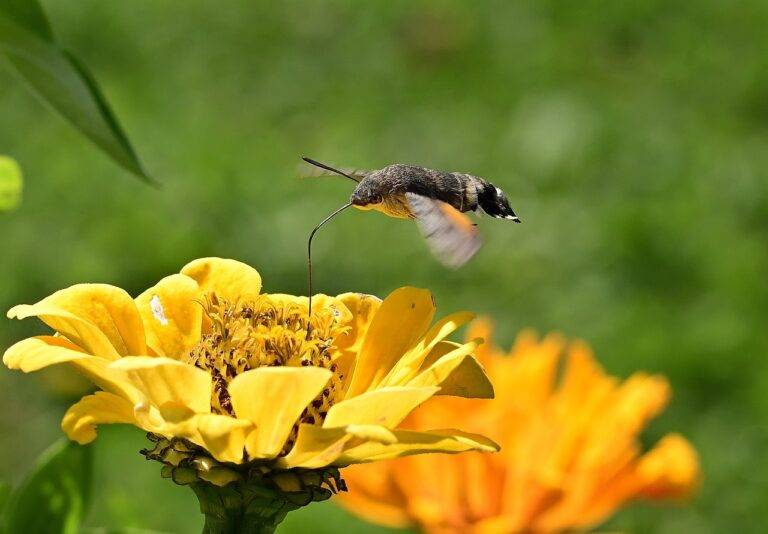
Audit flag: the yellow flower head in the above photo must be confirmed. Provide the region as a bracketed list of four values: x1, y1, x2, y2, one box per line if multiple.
[3, 258, 498, 481]
[340, 319, 701, 533]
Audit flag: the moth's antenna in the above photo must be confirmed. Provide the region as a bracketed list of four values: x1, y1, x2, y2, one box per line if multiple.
[307, 202, 354, 333]
[302, 156, 361, 183]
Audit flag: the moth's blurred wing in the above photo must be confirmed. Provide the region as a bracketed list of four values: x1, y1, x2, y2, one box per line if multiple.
[406, 192, 482, 268]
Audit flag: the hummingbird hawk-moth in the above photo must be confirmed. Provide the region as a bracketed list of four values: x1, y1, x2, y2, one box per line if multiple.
[302, 156, 521, 321]
[303, 156, 521, 266]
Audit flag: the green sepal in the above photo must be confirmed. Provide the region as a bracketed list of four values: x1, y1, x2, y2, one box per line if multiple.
[141, 434, 346, 534]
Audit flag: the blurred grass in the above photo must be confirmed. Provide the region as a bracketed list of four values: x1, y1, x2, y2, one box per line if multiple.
[1, 0, 767, 532]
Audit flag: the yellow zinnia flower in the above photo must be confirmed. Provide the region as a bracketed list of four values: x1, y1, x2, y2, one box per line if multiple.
[3, 258, 498, 530]
[340, 319, 701, 533]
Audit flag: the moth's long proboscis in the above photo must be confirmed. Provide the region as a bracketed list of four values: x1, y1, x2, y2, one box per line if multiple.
[307, 202, 354, 333]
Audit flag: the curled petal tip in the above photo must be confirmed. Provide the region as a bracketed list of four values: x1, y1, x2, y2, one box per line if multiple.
[6, 304, 26, 319]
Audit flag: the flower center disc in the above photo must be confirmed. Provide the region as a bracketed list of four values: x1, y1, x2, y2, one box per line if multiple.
[187, 293, 348, 448]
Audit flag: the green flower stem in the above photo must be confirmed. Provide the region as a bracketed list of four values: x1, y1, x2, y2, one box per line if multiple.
[192, 482, 298, 534]
[185, 468, 346, 534]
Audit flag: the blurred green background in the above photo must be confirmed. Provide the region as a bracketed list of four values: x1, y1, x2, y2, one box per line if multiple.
[1, 0, 767, 532]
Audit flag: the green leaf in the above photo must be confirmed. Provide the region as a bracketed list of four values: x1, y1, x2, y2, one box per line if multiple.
[0, 155, 22, 211]
[0, 0, 152, 183]
[0, 0, 51, 38]
[5, 439, 93, 534]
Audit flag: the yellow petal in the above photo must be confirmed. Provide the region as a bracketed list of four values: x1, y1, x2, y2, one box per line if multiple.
[418, 340, 462, 369]
[4, 336, 138, 400]
[334, 428, 499, 465]
[324, 386, 438, 429]
[194, 414, 252, 463]
[407, 341, 494, 399]
[382, 311, 475, 387]
[133, 404, 198, 440]
[335, 293, 382, 353]
[228, 366, 332, 458]
[61, 392, 136, 444]
[3, 336, 89, 372]
[270, 293, 353, 324]
[345, 424, 398, 444]
[135, 274, 202, 358]
[180, 258, 261, 302]
[110, 356, 211, 414]
[8, 284, 146, 358]
[333, 294, 382, 397]
[346, 287, 436, 398]
[276, 424, 352, 469]
[420, 311, 475, 352]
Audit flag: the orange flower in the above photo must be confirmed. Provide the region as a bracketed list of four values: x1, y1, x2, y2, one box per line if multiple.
[339, 320, 700, 533]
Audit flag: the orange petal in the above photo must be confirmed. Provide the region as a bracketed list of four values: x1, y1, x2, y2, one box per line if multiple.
[339, 462, 412, 529]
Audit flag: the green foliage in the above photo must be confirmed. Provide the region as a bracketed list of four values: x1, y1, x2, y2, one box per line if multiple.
[0, 0, 150, 182]
[3, 439, 92, 534]
[0, 156, 21, 211]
